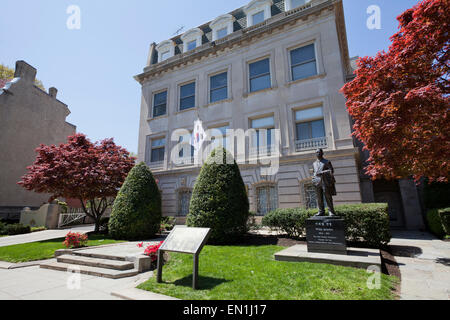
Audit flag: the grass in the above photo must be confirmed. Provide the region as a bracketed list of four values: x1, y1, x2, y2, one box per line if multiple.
[0, 234, 125, 263]
[138, 245, 398, 300]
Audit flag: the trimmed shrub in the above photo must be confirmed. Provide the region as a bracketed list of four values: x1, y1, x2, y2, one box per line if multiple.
[426, 209, 445, 238]
[109, 163, 162, 240]
[187, 147, 250, 244]
[0, 221, 5, 235]
[4, 223, 31, 236]
[439, 208, 450, 235]
[262, 203, 391, 247]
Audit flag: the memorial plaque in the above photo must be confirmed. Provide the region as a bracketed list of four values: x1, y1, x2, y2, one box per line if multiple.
[306, 217, 347, 255]
[157, 226, 212, 290]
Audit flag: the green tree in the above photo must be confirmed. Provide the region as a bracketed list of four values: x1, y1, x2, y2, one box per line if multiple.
[0, 64, 45, 90]
[187, 147, 250, 244]
[109, 163, 162, 240]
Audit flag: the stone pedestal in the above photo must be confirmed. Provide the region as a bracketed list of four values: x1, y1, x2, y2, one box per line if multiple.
[306, 216, 347, 255]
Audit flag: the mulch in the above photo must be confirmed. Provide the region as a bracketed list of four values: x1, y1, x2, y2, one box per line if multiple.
[238, 233, 402, 299]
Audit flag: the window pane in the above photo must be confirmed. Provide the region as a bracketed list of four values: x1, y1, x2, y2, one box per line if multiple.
[252, 116, 274, 129]
[211, 87, 228, 103]
[292, 61, 317, 80]
[152, 138, 166, 148]
[187, 40, 197, 51]
[291, 0, 307, 8]
[249, 59, 270, 77]
[217, 27, 228, 39]
[210, 72, 227, 90]
[180, 82, 195, 98]
[161, 51, 170, 61]
[180, 96, 195, 110]
[151, 148, 165, 162]
[154, 91, 167, 105]
[153, 104, 166, 117]
[296, 123, 310, 141]
[250, 74, 271, 92]
[252, 11, 265, 25]
[295, 107, 323, 121]
[291, 44, 315, 65]
[311, 120, 325, 138]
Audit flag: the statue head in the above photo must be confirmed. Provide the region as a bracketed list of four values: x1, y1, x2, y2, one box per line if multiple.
[315, 149, 324, 160]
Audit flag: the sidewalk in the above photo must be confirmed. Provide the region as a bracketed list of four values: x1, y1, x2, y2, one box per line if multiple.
[390, 231, 450, 300]
[0, 225, 94, 248]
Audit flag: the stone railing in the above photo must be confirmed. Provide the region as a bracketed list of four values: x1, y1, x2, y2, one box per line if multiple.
[295, 137, 328, 152]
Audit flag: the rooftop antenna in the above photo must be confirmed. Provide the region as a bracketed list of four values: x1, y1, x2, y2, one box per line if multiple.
[173, 26, 185, 36]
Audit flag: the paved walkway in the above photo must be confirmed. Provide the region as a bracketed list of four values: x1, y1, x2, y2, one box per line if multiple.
[0, 263, 152, 300]
[390, 231, 450, 300]
[0, 225, 94, 248]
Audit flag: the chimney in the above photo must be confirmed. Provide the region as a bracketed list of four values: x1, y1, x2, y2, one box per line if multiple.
[146, 42, 156, 67]
[49, 87, 58, 99]
[14, 60, 37, 84]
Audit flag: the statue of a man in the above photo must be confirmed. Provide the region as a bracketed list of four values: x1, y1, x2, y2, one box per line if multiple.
[312, 149, 337, 216]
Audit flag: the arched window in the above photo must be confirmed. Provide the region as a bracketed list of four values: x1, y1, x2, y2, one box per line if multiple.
[256, 184, 278, 215]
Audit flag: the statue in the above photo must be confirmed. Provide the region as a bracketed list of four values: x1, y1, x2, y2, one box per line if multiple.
[312, 149, 337, 217]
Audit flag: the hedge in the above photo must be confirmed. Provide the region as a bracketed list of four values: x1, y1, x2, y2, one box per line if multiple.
[439, 208, 450, 235]
[187, 147, 250, 244]
[109, 163, 162, 240]
[426, 209, 446, 238]
[262, 203, 391, 247]
[0, 223, 31, 236]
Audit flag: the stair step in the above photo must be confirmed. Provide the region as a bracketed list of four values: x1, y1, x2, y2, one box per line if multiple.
[57, 255, 134, 271]
[73, 251, 126, 261]
[40, 262, 139, 279]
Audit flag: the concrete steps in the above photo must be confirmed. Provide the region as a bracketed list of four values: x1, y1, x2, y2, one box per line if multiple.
[40, 261, 139, 279]
[57, 254, 135, 271]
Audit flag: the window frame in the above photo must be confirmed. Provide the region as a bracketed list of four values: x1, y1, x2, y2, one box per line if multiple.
[255, 183, 279, 216]
[148, 137, 166, 164]
[151, 89, 168, 118]
[289, 43, 318, 82]
[294, 106, 326, 141]
[179, 81, 196, 111]
[248, 57, 272, 93]
[209, 71, 228, 103]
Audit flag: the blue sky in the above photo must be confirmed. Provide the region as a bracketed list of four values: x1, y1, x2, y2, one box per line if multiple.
[0, 0, 420, 153]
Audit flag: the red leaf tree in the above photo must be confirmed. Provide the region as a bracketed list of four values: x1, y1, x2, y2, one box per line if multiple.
[18, 133, 136, 232]
[342, 0, 449, 183]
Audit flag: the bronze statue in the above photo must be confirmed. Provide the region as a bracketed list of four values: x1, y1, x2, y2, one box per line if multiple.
[312, 149, 337, 216]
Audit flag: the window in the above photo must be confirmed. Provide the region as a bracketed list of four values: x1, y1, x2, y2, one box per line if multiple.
[178, 134, 195, 161]
[160, 51, 170, 61]
[290, 44, 317, 81]
[178, 190, 192, 216]
[150, 138, 165, 163]
[180, 82, 196, 110]
[295, 107, 325, 140]
[210, 72, 228, 103]
[249, 58, 271, 92]
[252, 11, 265, 25]
[187, 40, 197, 51]
[210, 125, 230, 151]
[152, 91, 167, 117]
[257, 185, 278, 215]
[251, 116, 275, 155]
[304, 183, 318, 209]
[217, 27, 228, 40]
[287, 0, 310, 10]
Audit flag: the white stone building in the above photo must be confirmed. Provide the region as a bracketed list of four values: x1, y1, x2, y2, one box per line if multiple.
[135, 0, 424, 228]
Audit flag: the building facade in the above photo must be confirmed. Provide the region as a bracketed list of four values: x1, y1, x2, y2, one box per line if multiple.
[136, 0, 361, 222]
[0, 61, 76, 220]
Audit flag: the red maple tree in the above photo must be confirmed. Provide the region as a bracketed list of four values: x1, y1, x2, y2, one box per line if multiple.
[342, 0, 449, 182]
[18, 133, 136, 232]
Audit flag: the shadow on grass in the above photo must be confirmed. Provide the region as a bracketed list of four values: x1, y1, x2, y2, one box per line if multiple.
[165, 275, 230, 290]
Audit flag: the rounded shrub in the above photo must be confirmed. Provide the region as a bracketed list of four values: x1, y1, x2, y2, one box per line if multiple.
[426, 209, 445, 238]
[187, 147, 250, 244]
[109, 163, 162, 240]
[439, 208, 450, 235]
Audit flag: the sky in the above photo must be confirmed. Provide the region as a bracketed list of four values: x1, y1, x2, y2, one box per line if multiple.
[0, 0, 421, 154]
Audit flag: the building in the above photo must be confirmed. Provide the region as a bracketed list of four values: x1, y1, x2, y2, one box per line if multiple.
[135, 0, 423, 229]
[0, 61, 76, 220]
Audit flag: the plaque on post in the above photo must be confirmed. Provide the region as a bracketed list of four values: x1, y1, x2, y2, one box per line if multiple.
[156, 226, 211, 290]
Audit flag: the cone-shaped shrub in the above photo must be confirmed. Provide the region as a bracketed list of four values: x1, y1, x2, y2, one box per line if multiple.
[109, 163, 162, 240]
[187, 147, 250, 244]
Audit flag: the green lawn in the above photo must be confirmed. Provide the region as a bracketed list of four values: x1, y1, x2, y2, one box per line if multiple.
[0, 234, 125, 263]
[138, 245, 398, 300]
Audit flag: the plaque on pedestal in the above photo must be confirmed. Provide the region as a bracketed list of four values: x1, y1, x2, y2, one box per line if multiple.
[306, 216, 347, 255]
